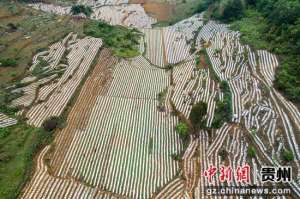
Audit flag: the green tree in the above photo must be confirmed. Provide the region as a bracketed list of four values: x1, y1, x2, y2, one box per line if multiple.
[71, 5, 93, 17]
[189, 101, 207, 131]
[175, 122, 189, 140]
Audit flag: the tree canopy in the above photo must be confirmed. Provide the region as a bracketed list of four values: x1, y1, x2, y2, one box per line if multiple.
[204, 0, 300, 102]
[189, 101, 207, 131]
[71, 5, 93, 17]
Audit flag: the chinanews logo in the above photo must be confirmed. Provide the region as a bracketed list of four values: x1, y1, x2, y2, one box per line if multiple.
[203, 165, 293, 196]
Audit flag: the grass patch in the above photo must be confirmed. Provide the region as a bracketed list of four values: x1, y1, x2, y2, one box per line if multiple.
[0, 0, 85, 85]
[0, 123, 53, 199]
[84, 21, 141, 58]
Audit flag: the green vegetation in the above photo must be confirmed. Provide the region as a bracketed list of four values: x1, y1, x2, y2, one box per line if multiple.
[211, 81, 232, 128]
[71, 5, 93, 17]
[171, 153, 181, 161]
[203, 0, 300, 102]
[84, 21, 141, 58]
[0, 58, 17, 67]
[247, 145, 256, 158]
[175, 122, 189, 140]
[31, 59, 48, 76]
[0, 90, 19, 117]
[0, 1, 85, 84]
[0, 123, 53, 199]
[157, 88, 167, 111]
[189, 101, 207, 131]
[230, 10, 269, 50]
[0, 2, 87, 198]
[281, 149, 294, 162]
[174, 122, 190, 160]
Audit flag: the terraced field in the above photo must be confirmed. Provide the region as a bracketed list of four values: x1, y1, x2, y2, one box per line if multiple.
[3, 1, 298, 199]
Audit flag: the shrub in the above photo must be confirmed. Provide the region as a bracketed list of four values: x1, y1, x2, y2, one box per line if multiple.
[175, 122, 189, 140]
[282, 149, 294, 162]
[71, 5, 93, 17]
[247, 146, 256, 158]
[0, 104, 19, 116]
[42, 116, 65, 132]
[171, 153, 181, 161]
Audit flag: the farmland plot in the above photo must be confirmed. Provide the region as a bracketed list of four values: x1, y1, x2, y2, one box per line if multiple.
[21, 51, 182, 199]
[29, 3, 156, 28]
[141, 14, 203, 66]
[10, 33, 102, 127]
[152, 20, 300, 198]
[17, 8, 300, 199]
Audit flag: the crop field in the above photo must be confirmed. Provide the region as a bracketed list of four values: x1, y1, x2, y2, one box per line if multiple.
[8, 33, 102, 127]
[20, 49, 182, 199]
[141, 14, 203, 67]
[1, 1, 299, 199]
[29, 2, 156, 28]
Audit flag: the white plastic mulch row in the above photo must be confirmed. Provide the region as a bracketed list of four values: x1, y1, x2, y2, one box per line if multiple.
[0, 113, 17, 128]
[92, 5, 156, 28]
[78, 0, 129, 7]
[141, 28, 165, 67]
[20, 146, 124, 199]
[163, 27, 191, 64]
[257, 50, 279, 86]
[28, 3, 156, 29]
[47, 58, 182, 199]
[196, 20, 300, 197]
[153, 177, 185, 199]
[170, 13, 204, 42]
[25, 36, 102, 127]
[106, 59, 168, 99]
[140, 15, 204, 67]
[11, 74, 58, 108]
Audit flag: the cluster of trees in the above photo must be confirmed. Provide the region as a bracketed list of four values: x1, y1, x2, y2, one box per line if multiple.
[211, 81, 232, 128]
[71, 5, 93, 17]
[202, 0, 300, 102]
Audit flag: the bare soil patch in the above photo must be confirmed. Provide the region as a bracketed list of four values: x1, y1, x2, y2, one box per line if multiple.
[130, 0, 175, 21]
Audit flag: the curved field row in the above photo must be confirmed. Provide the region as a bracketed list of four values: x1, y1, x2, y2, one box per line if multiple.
[22, 52, 182, 199]
[26, 36, 102, 127]
[20, 146, 128, 199]
[194, 21, 300, 197]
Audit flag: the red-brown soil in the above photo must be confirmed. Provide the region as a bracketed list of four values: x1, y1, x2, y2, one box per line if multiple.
[130, 0, 175, 22]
